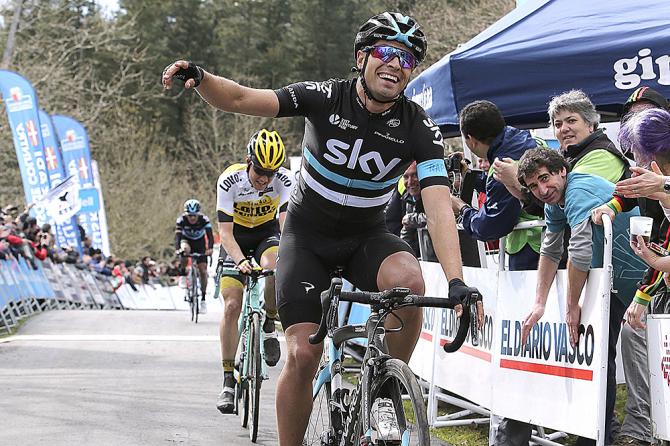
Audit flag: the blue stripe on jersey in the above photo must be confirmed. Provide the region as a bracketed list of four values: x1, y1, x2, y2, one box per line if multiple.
[417, 159, 447, 181]
[182, 228, 206, 240]
[303, 149, 401, 190]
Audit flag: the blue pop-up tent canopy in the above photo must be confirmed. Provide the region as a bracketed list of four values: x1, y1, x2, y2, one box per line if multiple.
[406, 0, 670, 136]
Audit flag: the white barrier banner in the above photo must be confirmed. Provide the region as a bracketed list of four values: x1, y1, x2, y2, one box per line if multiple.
[414, 263, 497, 409]
[115, 284, 137, 309]
[492, 269, 607, 440]
[144, 285, 175, 310]
[169, 285, 190, 311]
[647, 315, 670, 441]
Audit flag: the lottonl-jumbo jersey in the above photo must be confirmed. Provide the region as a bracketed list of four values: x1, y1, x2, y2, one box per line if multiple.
[216, 164, 293, 229]
[275, 78, 449, 232]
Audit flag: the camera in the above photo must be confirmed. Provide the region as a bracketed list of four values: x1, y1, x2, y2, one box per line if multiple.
[445, 152, 464, 173]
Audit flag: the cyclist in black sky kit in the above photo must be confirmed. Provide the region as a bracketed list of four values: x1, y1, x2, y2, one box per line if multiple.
[175, 199, 213, 313]
[162, 11, 481, 445]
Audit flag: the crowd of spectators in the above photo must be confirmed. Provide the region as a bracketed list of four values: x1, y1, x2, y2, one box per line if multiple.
[0, 203, 183, 290]
[382, 86, 669, 446]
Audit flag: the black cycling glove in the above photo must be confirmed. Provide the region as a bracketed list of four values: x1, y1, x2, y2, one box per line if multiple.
[167, 61, 204, 87]
[448, 278, 471, 306]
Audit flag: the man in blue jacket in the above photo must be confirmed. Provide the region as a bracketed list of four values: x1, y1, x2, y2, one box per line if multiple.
[451, 100, 543, 271]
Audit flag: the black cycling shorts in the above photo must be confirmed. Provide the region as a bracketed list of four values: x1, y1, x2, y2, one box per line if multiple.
[182, 237, 208, 264]
[219, 226, 280, 287]
[276, 211, 413, 329]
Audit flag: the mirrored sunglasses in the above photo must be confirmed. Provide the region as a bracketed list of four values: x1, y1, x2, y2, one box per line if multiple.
[366, 45, 417, 69]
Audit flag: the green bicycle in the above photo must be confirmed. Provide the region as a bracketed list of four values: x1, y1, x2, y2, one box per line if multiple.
[215, 262, 274, 443]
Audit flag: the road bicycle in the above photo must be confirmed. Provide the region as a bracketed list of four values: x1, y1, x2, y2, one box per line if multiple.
[217, 263, 274, 443]
[182, 252, 207, 323]
[304, 277, 479, 446]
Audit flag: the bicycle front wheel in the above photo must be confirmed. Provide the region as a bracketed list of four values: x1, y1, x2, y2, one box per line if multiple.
[303, 364, 333, 446]
[248, 312, 262, 442]
[365, 358, 429, 446]
[189, 270, 197, 322]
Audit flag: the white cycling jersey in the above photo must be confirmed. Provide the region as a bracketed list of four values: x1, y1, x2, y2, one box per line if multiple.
[216, 163, 293, 229]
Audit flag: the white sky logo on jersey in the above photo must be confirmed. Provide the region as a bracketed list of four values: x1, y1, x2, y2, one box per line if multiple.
[422, 117, 444, 147]
[386, 118, 400, 128]
[324, 138, 401, 181]
[305, 81, 333, 98]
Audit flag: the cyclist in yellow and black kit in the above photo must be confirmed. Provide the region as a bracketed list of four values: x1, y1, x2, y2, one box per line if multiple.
[215, 129, 292, 414]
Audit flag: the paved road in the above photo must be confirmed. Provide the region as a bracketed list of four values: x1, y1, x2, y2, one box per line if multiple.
[0, 307, 283, 446]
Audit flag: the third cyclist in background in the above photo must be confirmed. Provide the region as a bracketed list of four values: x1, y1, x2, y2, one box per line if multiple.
[215, 129, 292, 414]
[175, 199, 214, 313]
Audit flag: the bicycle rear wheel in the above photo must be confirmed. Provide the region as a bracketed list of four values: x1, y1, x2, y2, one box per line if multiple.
[366, 358, 429, 446]
[303, 365, 334, 446]
[248, 312, 262, 442]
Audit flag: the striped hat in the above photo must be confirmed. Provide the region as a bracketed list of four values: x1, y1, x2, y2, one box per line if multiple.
[623, 86, 668, 115]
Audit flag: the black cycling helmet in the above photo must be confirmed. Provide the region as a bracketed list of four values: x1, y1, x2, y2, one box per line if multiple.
[354, 12, 427, 65]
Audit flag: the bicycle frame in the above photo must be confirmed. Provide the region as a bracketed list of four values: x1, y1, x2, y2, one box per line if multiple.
[238, 273, 269, 382]
[219, 267, 269, 382]
[308, 278, 475, 446]
[312, 301, 391, 445]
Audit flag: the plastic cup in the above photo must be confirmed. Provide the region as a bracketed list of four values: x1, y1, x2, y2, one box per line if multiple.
[630, 216, 653, 245]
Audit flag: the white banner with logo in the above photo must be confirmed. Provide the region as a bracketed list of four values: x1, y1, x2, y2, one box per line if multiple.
[491, 269, 607, 440]
[413, 263, 497, 409]
[410, 264, 610, 442]
[647, 315, 670, 441]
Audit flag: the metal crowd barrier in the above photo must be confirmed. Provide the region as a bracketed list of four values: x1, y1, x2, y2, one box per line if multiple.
[0, 257, 125, 334]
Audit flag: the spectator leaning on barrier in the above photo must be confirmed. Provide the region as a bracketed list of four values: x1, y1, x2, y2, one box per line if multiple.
[384, 161, 425, 257]
[590, 87, 669, 446]
[452, 100, 543, 271]
[517, 147, 647, 446]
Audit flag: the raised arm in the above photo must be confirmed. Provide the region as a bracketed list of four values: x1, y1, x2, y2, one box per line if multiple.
[162, 60, 279, 117]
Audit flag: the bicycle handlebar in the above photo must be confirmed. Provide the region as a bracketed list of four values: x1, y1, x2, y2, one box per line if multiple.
[308, 278, 479, 353]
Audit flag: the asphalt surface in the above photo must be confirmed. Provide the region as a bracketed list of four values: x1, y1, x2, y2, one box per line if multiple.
[0, 307, 283, 446]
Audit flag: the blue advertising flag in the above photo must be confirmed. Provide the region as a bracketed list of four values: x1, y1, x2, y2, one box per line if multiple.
[0, 70, 52, 225]
[51, 115, 102, 250]
[38, 109, 82, 253]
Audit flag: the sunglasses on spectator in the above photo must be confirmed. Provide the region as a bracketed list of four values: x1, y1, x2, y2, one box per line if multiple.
[365, 45, 417, 69]
[252, 165, 277, 178]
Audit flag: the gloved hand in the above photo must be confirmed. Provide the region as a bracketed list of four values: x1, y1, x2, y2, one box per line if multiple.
[165, 61, 204, 87]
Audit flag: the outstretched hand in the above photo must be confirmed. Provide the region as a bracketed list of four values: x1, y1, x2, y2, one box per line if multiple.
[614, 162, 666, 200]
[162, 60, 203, 90]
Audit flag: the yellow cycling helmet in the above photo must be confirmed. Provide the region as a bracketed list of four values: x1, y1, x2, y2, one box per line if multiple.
[247, 129, 286, 171]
